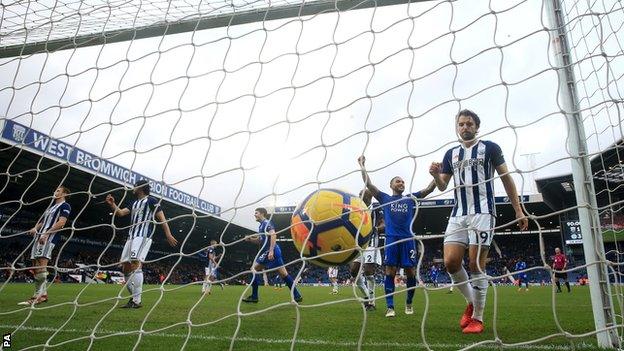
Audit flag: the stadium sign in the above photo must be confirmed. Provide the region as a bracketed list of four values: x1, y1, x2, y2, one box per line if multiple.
[59, 235, 177, 256]
[274, 206, 297, 213]
[563, 220, 583, 245]
[1, 120, 221, 216]
[594, 165, 624, 184]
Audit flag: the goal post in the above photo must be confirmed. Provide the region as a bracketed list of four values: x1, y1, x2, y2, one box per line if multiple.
[545, 0, 620, 347]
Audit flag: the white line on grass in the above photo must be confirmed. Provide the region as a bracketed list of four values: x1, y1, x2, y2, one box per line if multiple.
[0, 324, 597, 350]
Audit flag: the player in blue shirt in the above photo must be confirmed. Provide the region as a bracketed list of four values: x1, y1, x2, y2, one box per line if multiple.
[430, 109, 528, 333]
[18, 186, 71, 306]
[106, 179, 178, 308]
[429, 264, 440, 288]
[242, 208, 302, 303]
[515, 259, 529, 292]
[358, 155, 435, 317]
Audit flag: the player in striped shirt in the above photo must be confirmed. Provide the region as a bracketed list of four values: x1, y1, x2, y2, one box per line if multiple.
[429, 109, 528, 334]
[106, 179, 178, 308]
[328, 266, 339, 294]
[18, 186, 71, 306]
[349, 189, 384, 311]
[202, 239, 221, 295]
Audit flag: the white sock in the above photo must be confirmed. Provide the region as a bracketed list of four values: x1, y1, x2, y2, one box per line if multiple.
[34, 272, 47, 297]
[449, 267, 474, 304]
[365, 275, 376, 302]
[131, 270, 143, 304]
[355, 275, 369, 298]
[471, 272, 488, 321]
[125, 274, 133, 296]
[332, 281, 338, 290]
[202, 279, 210, 293]
[41, 274, 48, 295]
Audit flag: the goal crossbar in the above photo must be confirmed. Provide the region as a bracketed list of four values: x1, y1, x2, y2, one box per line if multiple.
[0, 0, 434, 59]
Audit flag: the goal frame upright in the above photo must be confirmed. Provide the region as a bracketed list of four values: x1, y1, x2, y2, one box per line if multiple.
[545, 0, 620, 348]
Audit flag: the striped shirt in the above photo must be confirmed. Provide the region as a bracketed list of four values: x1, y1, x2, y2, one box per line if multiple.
[38, 201, 71, 244]
[206, 247, 217, 269]
[368, 202, 383, 248]
[128, 196, 161, 239]
[441, 140, 505, 217]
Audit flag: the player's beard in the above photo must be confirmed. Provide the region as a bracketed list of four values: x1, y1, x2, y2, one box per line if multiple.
[460, 131, 476, 141]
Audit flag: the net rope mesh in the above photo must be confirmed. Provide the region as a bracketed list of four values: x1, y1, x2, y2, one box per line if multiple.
[0, 0, 623, 350]
[0, 0, 306, 47]
[563, 0, 624, 345]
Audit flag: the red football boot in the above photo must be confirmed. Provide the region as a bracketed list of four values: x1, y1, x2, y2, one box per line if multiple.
[462, 319, 484, 334]
[460, 303, 473, 329]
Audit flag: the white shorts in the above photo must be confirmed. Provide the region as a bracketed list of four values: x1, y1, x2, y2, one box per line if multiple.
[355, 247, 382, 265]
[30, 237, 55, 260]
[328, 267, 338, 279]
[204, 265, 217, 278]
[444, 213, 495, 247]
[120, 237, 153, 263]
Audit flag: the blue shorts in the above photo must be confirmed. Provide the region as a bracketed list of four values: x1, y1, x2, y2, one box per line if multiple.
[384, 236, 416, 268]
[256, 245, 285, 269]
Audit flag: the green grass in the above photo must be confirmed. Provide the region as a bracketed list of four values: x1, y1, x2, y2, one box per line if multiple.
[602, 229, 624, 242]
[0, 283, 606, 350]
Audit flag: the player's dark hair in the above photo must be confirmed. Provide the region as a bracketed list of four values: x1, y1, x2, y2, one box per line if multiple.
[135, 179, 151, 195]
[457, 109, 480, 128]
[58, 186, 70, 195]
[255, 207, 268, 217]
[390, 176, 401, 185]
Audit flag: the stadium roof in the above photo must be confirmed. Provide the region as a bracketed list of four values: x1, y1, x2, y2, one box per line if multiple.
[0, 119, 221, 216]
[536, 139, 624, 213]
[0, 136, 253, 256]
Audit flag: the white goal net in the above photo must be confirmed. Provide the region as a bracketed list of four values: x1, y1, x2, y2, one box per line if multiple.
[1, 0, 624, 350]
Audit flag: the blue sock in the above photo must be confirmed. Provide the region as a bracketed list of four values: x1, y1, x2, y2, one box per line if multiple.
[251, 274, 260, 298]
[283, 275, 301, 299]
[406, 276, 417, 305]
[384, 275, 395, 309]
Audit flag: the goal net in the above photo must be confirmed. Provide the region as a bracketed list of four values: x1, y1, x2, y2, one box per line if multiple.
[0, 0, 623, 349]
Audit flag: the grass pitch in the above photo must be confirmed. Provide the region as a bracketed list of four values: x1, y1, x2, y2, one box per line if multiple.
[0, 282, 606, 350]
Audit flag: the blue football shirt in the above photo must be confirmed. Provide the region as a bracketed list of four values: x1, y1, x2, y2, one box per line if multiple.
[376, 191, 423, 238]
